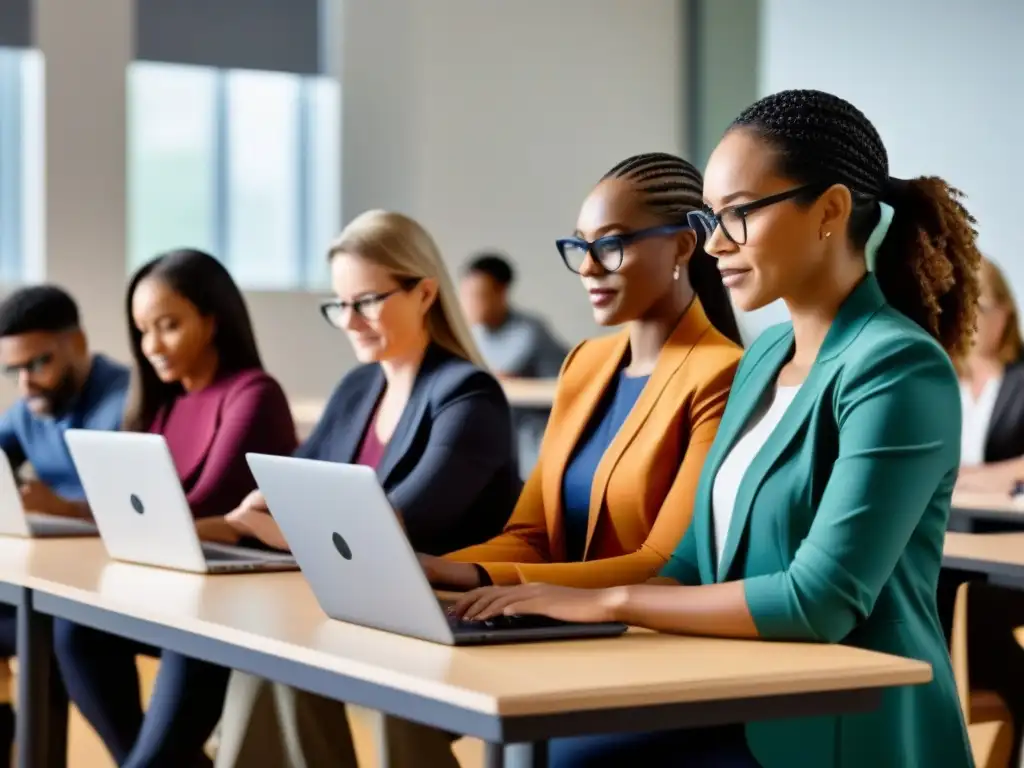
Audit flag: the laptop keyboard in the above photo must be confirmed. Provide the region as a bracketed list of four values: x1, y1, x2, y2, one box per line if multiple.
[446, 611, 571, 633]
[201, 546, 250, 562]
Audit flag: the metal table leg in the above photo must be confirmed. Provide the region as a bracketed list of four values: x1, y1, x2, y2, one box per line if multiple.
[505, 741, 548, 767]
[485, 742, 507, 768]
[16, 587, 67, 768]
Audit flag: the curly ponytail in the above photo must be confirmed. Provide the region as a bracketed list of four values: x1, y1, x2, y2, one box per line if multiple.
[733, 89, 981, 356]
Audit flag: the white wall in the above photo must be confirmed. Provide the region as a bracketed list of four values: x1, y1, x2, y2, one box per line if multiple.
[16, 0, 684, 406]
[750, 0, 1024, 334]
[344, 0, 684, 353]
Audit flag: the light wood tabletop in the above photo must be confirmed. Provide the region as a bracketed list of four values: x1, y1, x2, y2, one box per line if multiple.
[495, 378, 558, 409]
[4, 537, 932, 718]
[289, 377, 557, 430]
[944, 531, 1024, 568]
[948, 492, 1024, 534]
[951, 491, 1024, 515]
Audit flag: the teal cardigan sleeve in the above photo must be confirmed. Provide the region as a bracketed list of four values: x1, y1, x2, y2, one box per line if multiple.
[743, 337, 960, 643]
[660, 525, 700, 584]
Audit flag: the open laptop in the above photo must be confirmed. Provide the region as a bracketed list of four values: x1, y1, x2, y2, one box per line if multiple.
[0, 450, 98, 538]
[64, 430, 297, 574]
[245, 453, 628, 646]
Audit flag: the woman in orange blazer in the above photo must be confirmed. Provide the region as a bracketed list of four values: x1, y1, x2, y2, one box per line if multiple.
[420, 151, 743, 595]
[216, 153, 745, 768]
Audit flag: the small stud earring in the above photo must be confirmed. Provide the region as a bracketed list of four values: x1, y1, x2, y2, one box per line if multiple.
[824, 231, 832, 239]
[673, 265, 681, 280]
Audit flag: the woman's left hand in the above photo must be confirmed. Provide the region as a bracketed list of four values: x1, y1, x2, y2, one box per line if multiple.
[452, 583, 626, 624]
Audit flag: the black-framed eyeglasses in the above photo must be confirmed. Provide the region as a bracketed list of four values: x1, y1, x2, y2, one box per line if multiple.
[555, 224, 693, 274]
[687, 183, 826, 246]
[319, 278, 421, 328]
[1, 352, 55, 379]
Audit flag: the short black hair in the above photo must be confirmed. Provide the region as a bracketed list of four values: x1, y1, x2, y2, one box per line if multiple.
[465, 253, 514, 287]
[0, 285, 80, 338]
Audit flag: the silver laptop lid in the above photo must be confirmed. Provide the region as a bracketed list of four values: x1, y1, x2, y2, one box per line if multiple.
[245, 453, 454, 644]
[0, 450, 31, 537]
[64, 430, 209, 572]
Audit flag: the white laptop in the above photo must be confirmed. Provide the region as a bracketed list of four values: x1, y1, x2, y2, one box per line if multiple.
[64, 430, 297, 574]
[245, 453, 628, 645]
[0, 450, 98, 538]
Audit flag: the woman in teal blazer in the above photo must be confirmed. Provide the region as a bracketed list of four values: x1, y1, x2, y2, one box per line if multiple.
[450, 89, 982, 768]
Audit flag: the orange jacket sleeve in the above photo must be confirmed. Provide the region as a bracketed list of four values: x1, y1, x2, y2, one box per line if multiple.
[443, 343, 589, 583]
[479, 357, 734, 588]
[444, 461, 550, 583]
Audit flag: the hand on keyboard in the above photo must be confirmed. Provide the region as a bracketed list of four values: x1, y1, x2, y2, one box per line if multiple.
[447, 611, 569, 631]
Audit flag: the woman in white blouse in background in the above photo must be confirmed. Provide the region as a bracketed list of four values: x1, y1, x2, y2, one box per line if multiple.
[945, 256, 1024, 767]
[956, 256, 1024, 493]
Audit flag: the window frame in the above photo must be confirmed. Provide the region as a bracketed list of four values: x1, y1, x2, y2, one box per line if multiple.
[128, 62, 337, 290]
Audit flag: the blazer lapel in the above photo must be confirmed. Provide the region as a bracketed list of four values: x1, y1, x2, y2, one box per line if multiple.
[715, 360, 821, 581]
[713, 276, 887, 582]
[582, 299, 713, 557]
[333, 369, 384, 465]
[376, 347, 440, 485]
[986, 373, 1017, 462]
[541, 330, 630, 561]
[700, 334, 794, 581]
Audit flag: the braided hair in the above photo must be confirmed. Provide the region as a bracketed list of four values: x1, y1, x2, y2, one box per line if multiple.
[603, 152, 742, 346]
[732, 89, 980, 357]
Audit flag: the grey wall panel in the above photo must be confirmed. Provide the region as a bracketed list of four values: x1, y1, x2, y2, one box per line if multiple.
[0, 0, 32, 48]
[136, 0, 322, 74]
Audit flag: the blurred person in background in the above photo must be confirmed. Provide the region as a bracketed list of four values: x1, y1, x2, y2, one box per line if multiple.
[0, 285, 129, 764]
[955, 256, 1024, 493]
[54, 249, 297, 768]
[460, 252, 568, 474]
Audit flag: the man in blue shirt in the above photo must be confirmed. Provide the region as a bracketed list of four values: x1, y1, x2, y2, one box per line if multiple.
[460, 253, 567, 475]
[0, 285, 129, 761]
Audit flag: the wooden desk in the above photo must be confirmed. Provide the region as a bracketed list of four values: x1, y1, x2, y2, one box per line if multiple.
[944, 531, 1024, 584]
[3, 538, 932, 768]
[497, 378, 557, 409]
[289, 377, 557, 435]
[949, 491, 1024, 531]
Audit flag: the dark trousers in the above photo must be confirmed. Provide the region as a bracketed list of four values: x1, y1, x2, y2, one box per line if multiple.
[0, 605, 15, 767]
[549, 725, 761, 768]
[938, 567, 1024, 767]
[53, 619, 229, 767]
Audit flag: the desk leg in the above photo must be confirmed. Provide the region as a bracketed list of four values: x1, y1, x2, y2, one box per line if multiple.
[15, 589, 67, 768]
[505, 742, 548, 767]
[485, 742, 506, 768]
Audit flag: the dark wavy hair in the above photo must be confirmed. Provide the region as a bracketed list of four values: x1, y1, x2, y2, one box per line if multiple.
[122, 249, 264, 431]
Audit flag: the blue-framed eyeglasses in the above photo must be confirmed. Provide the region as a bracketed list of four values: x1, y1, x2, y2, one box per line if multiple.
[555, 224, 693, 274]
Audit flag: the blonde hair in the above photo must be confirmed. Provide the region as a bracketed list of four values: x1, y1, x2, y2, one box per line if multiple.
[328, 210, 485, 367]
[980, 256, 1024, 365]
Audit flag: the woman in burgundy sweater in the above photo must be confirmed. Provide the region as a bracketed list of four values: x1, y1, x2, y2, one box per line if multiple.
[54, 249, 297, 768]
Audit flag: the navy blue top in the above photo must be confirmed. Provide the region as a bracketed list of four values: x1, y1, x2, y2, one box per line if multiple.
[0, 354, 130, 499]
[561, 371, 649, 562]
